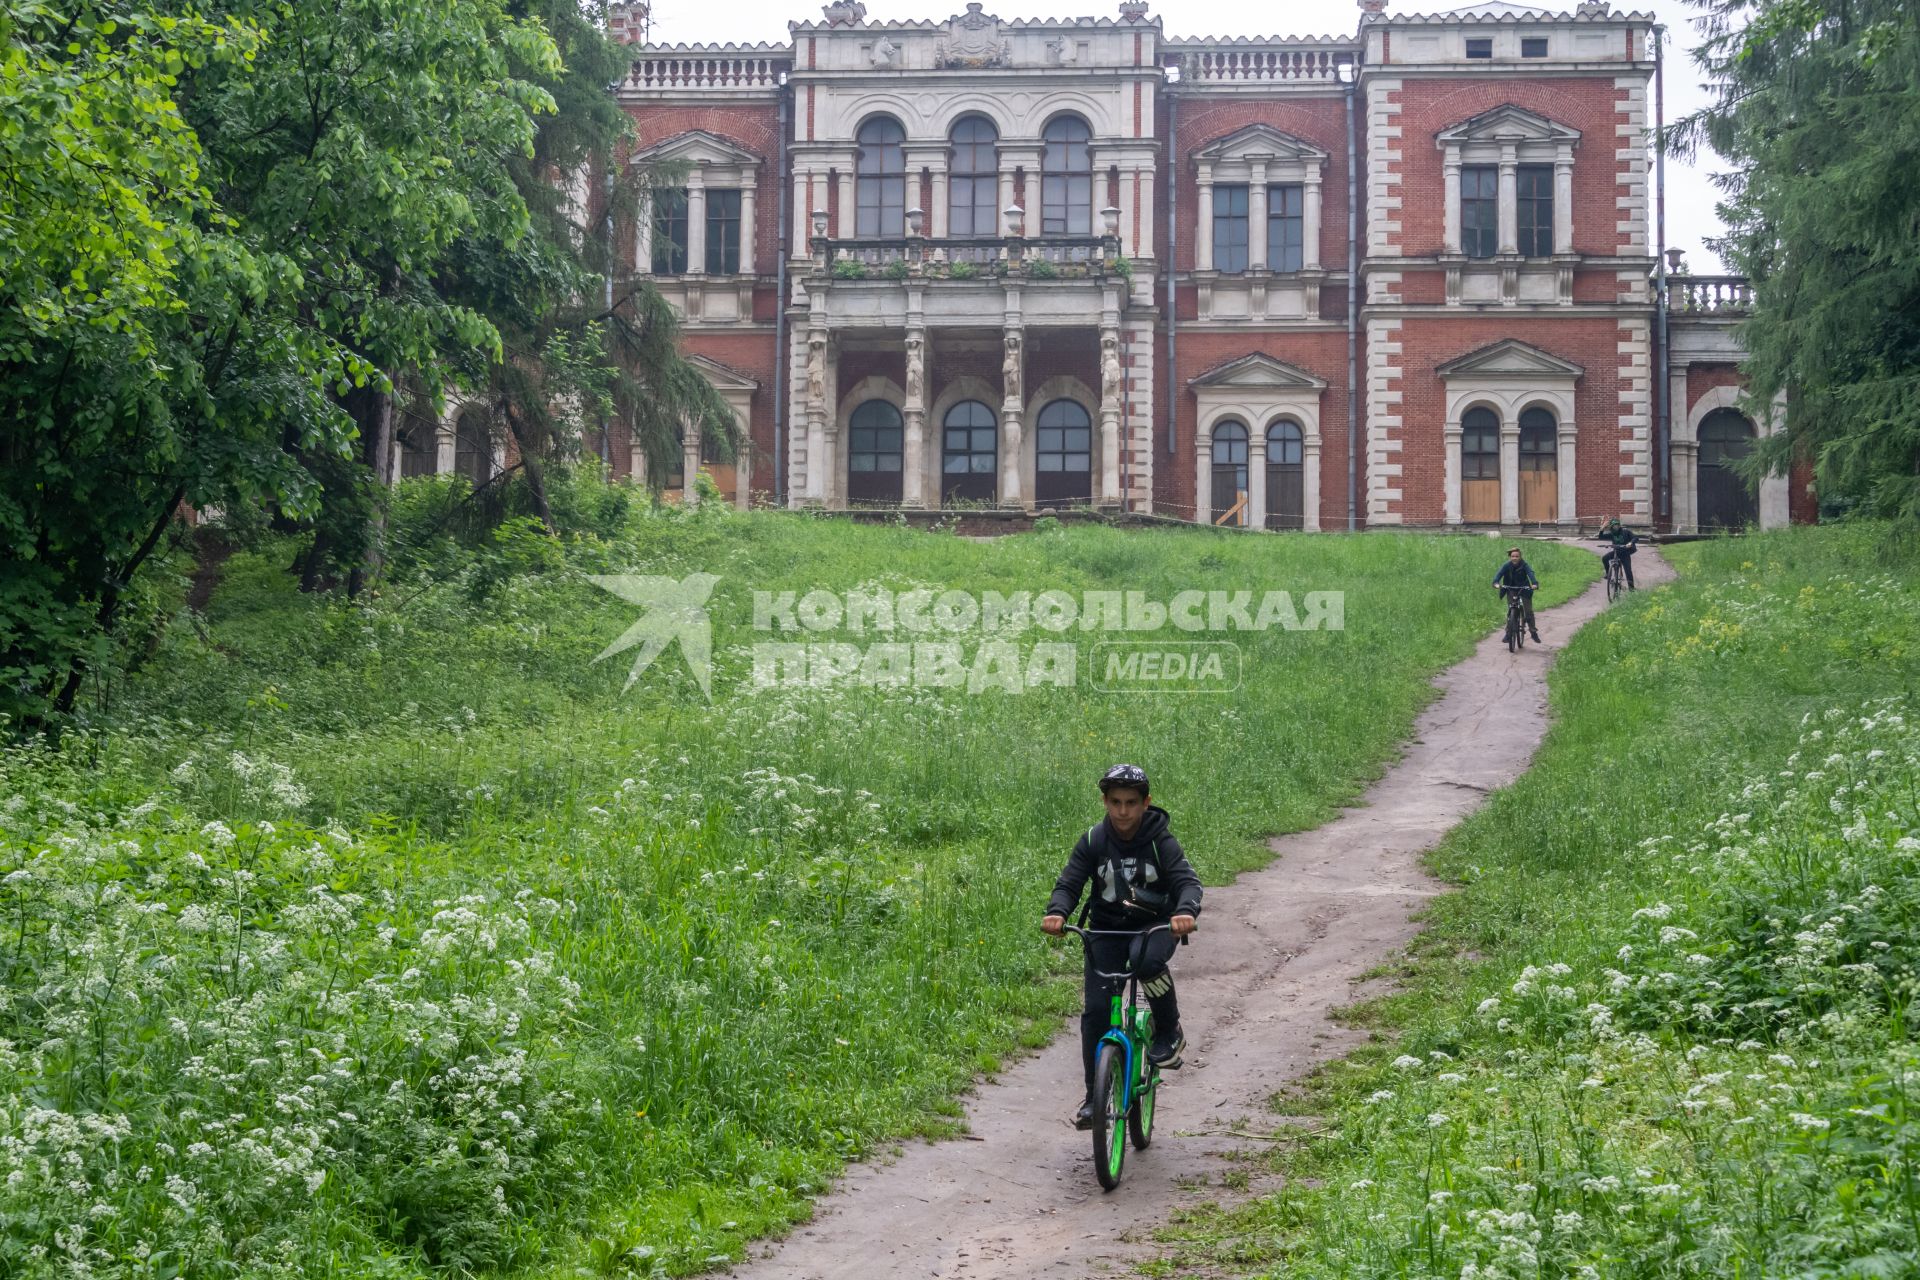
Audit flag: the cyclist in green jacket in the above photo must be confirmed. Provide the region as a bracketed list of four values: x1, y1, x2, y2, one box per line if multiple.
[1597, 516, 1639, 590]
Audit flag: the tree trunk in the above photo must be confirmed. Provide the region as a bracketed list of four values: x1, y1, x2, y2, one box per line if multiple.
[47, 487, 186, 720]
[346, 384, 395, 598]
[500, 396, 557, 534]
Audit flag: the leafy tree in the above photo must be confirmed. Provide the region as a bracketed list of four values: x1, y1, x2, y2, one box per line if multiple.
[1672, 0, 1920, 518]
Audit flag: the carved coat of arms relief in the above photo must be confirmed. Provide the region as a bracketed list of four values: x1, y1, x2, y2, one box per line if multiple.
[936, 3, 1011, 68]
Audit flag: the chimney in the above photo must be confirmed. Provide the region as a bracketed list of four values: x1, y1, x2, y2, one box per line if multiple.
[608, 1, 650, 44]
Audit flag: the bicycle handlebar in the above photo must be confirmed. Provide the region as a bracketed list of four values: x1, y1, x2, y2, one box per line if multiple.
[1059, 922, 1178, 941]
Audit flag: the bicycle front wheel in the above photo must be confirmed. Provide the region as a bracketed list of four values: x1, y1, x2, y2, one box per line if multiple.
[1129, 1065, 1158, 1150]
[1091, 1043, 1128, 1190]
[1606, 570, 1622, 603]
[1506, 614, 1521, 653]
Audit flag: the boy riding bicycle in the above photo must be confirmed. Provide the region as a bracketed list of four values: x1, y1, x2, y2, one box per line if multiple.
[1597, 516, 1638, 590]
[1042, 764, 1201, 1130]
[1493, 546, 1542, 643]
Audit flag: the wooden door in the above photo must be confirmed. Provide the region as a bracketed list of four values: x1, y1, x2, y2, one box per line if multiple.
[1518, 413, 1557, 525]
[1698, 409, 1757, 530]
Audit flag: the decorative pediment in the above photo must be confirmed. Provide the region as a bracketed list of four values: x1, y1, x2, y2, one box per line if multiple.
[1190, 352, 1329, 391]
[1436, 339, 1584, 379]
[685, 353, 760, 394]
[1436, 104, 1581, 148]
[630, 130, 762, 171]
[1194, 124, 1329, 168]
[936, 3, 1010, 67]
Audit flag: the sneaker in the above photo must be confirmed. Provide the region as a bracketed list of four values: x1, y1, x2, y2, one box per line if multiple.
[1073, 1100, 1096, 1130]
[1529, 630, 1542, 643]
[1147, 1025, 1186, 1070]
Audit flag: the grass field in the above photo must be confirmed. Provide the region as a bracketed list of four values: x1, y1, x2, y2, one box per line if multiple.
[0, 485, 1595, 1278]
[1152, 522, 1920, 1278]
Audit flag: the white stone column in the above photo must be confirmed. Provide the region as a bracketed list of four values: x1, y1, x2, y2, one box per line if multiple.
[1553, 147, 1574, 254]
[837, 167, 856, 238]
[629, 439, 648, 486]
[1194, 428, 1212, 524]
[1099, 312, 1122, 506]
[1303, 174, 1323, 271]
[1442, 147, 1462, 253]
[1247, 160, 1269, 272]
[1196, 163, 1215, 270]
[998, 165, 1017, 235]
[804, 324, 828, 503]
[437, 404, 459, 475]
[1499, 415, 1521, 527]
[1557, 420, 1577, 530]
[686, 171, 708, 276]
[1247, 428, 1268, 530]
[929, 163, 949, 239]
[682, 419, 702, 506]
[903, 327, 927, 508]
[1000, 325, 1025, 507]
[1443, 421, 1463, 526]
[1303, 434, 1323, 532]
[735, 420, 752, 511]
[1135, 170, 1155, 259]
[793, 169, 813, 254]
[1497, 146, 1518, 256]
[1117, 168, 1136, 259]
[739, 183, 757, 277]
[1669, 366, 1693, 531]
[635, 188, 653, 276]
[1760, 387, 1790, 529]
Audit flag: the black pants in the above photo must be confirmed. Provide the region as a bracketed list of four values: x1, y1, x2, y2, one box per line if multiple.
[1080, 927, 1180, 1098]
[1502, 587, 1538, 632]
[1603, 547, 1636, 587]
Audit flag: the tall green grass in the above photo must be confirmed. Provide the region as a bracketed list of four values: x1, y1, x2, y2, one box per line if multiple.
[1, 496, 1593, 1278]
[1152, 522, 1920, 1278]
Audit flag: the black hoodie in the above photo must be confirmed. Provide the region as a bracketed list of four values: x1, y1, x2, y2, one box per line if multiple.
[1045, 805, 1204, 929]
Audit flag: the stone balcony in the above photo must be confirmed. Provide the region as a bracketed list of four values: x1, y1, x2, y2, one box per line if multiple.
[1671, 274, 1753, 315]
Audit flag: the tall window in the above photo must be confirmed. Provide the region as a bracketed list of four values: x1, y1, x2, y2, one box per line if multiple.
[1462, 408, 1500, 479]
[705, 189, 741, 274]
[1267, 184, 1304, 272]
[949, 116, 998, 238]
[943, 401, 998, 475]
[652, 188, 688, 274]
[1035, 400, 1092, 474]
[1516, 164, 1553, 257]
[1212, 184, 1249, 273]
[1041, 116, 1092, 235]
[856, 117, 906, 237]
[848, 401, 903, 474]
[1211, 421, 1249, 526]
[455, 409, 493, 484]
[1461, 166, 1498, 259]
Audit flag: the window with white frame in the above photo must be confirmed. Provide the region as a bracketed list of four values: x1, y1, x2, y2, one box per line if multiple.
[1436, 105, 1580, 260]
[1192, 124, 1328, 276]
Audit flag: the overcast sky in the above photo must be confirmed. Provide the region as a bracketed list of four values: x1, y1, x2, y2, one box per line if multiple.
[646, 0, 1735, 271]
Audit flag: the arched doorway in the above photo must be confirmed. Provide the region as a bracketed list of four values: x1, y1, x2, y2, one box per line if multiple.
[1266, 419, 1305, 530]
[1518, 407, 1558, 525]
[1699, 408, 1758, 530]
[454, 408, 493, 485]
[1211, 421, 1249, 526]
[1035, 399, 1092, 506]
[942, 400, 998, 503]
[846, 400, 904, 504]
[398, 420, 439, 478]
[1461, 407, 1500, 524]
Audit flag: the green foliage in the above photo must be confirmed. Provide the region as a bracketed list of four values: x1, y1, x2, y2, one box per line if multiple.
[947, 260, 981, 281]
[1026, 258, 1060, 279]
[1156, 524, 1920, 1278]
[883, 258, 911, 280]
[831, 258, 870, 280]
[0, 515, 1594, 1275]
[1672, 0, 1920, 519]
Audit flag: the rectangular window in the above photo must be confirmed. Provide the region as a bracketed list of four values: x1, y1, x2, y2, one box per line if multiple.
[1516, 164, 1553, 257]
[651, 188, 688, 274]
[1465, 37, 1493, 58]
[1212, 184, 1249, 273]
[950, 174, 996, 237]
[705, 189, 741, 274]
[1042, 174, 1091, 236]
[1521, 36, 1548, 56]
[1461, 165, 1498, 259]
[1266, 183, 1304, 272]
[856, 174, 905, 238]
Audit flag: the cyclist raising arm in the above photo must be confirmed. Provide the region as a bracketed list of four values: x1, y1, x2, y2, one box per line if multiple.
[1493, 546, 1541, 644]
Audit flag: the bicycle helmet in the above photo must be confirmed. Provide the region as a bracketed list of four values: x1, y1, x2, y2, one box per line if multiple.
[1098, 763, 1150, 794]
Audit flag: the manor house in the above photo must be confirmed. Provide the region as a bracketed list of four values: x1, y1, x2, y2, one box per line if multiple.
[408, 0, 1811, 534]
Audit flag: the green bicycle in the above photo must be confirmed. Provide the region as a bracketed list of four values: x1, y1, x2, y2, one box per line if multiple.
[1061, 922, 1171, 1190]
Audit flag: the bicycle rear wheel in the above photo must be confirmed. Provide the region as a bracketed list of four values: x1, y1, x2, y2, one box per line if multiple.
[1091, 1043, 1127, 1190]
[1128, 1065, 1158, 1150]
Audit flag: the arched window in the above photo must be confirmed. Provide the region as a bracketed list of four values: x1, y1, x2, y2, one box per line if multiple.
[847, 399, 904, 503]
[1698, 407, 1758, 530]
[942, 400, 998, 502]
[1266, 419, 1304, 530]
[1035, 399, 1092, 504]
[949, 116, 998, 238]
[1041, 116, 1092, 236]
[454, 408, 493, 484]
[1461, 406, 1500, 524]
[1211, 420, 1249, 525]
[856, 117, 906, 237]
[1518, 406, 1558, 525]
[399, 421, 439, 478]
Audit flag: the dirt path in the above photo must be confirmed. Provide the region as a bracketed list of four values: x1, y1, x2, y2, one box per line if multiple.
[730, 545, 1672, 1280]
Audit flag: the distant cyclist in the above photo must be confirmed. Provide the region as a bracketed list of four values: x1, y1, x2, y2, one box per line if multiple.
[1493, 546, 1541, 644]
[1597, 516, 1639, 591]
[1042, 764, 1201, 1130]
